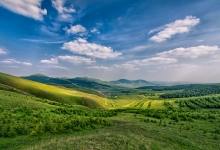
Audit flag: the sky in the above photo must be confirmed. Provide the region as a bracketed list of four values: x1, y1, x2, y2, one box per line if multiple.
[0, 0, 220, 82]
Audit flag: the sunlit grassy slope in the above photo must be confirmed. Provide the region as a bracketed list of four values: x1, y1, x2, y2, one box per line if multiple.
[0, 72, 108, 109]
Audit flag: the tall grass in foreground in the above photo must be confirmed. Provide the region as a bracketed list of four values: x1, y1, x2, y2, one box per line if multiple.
[0, 106, 117, 137]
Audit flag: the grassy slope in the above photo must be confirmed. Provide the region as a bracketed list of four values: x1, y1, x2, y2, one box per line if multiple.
[2, 112, 219, 150]
[1, 72, 220, 150]
[0, 72, 108, 109]
[22, 74, 103, 96]
[0, 90, 57, 109]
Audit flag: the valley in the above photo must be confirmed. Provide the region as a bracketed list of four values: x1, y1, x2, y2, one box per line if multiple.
[0, 72, 220, 149]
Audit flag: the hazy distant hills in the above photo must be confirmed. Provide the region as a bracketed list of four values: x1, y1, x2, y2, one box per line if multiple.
[22, 74, 204, 93]
[110, 79, 157, 88]
[22, 74, 159, 89]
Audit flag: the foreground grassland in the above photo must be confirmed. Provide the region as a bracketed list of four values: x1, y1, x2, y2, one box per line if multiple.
[1, 110, 220, 150]
[1, 89, 220, 150]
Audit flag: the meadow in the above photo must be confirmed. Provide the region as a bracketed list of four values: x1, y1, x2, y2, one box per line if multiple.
[0, 72, 220, 150]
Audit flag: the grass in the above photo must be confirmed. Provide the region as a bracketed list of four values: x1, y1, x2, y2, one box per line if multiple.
[1, 72, 220, 150]
[0, 72, 108, 109]
[2, 112, 218, 150]
[0, 90, 57, 109]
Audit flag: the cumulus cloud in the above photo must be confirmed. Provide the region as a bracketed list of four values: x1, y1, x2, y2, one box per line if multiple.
[157, 45, 220, 58]
[0, 0, 47, 20]
[149, 16, 200, 42]
[58, 55, 95, 64]
[40, 58, 58, 64]
[0, 59, 32, 66]
[117, 45, 219, 72]
[86, 66, 112, 71]
[52, 0, 75, 19]
[64, 25, 86, 34]
[0, 47, 8, 55]
[61, 38, 122, 59]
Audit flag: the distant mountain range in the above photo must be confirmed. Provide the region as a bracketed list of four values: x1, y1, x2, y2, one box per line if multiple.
[22, 74, 160, 89]
[22, 74, 203, 94]
[109, 79, 157, 88]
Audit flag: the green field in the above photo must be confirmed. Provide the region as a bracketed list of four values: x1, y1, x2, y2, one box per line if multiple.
[0, 72, 220, 150]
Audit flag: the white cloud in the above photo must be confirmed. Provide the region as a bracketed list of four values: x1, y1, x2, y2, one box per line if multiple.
[197, 40, 203, 42]
[52, 0, 75, 19]
[114, 56, 177, 71]
[141, 57, 178, 64]
[37, 65, 70, 71]
[148, 26, 165, 35]
[40, 58, 58, 64]
[113, 63, 140, 71]
[86, 66, 112, 71]
[51, 65, 70, 70]
[58, 55, 95, 64]
[64, 25, 86, 34]
[91, 28, 100, 34]
[128, 45, 150, 51]
[0, 59, 19, 64]
[22, 39, 65, 44]
[61, 38, 122, 59]
[0, 47, 8, 55]
[0, 59, 32, 66]
[158, 63, 200, 69]
[22, 62, 32, 66]
[129, 57, 177, 66]
[209, 54, 220, 62]
[0, 0, 47, 20]
[149, 16, 200, 42]
[157, 45, 220, 59]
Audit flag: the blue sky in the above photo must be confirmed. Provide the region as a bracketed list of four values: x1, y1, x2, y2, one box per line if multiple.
[0, 0, 220, 82]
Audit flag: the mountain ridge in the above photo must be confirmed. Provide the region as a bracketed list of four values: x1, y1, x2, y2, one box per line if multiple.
[22, 74, 158, 88]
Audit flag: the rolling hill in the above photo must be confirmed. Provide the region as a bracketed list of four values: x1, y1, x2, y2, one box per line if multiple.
[22, 74, 158, 90]
[0, 72, 108, 109]
[1, 72, 220, 150]
[22, 74, 130, 96]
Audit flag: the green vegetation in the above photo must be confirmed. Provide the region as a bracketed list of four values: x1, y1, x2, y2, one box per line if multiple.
[0, 72, 220, 150]
[160, 86, 220, 98]
[0, 72, 108, 108]
[0, 90, 116, 138]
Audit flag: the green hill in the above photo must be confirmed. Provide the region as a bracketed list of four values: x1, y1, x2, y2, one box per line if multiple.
[0, 72, 108, 109]
[1, 72, 220, 150]
[22, 74, 129, 96]
[110, 79, 157, 88]
[22, 74, 103, 96]
[22, 74, 158, 91]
